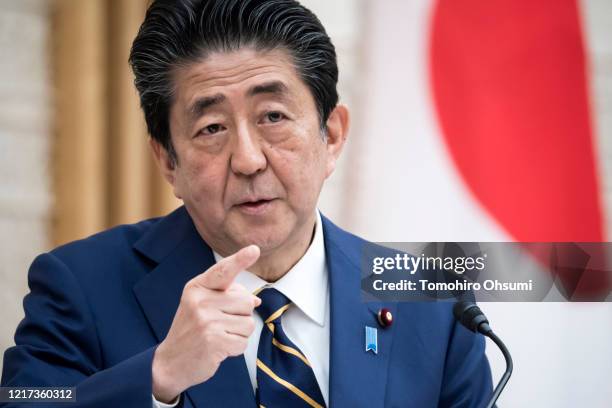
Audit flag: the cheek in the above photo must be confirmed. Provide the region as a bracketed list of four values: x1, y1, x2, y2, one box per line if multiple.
[268, 137, 327, 198]
[175, 149, 228, 204]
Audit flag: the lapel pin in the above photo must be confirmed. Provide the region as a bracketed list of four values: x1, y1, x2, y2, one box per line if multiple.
[365, 326, 378, 354]
[377, 308, 393, 328]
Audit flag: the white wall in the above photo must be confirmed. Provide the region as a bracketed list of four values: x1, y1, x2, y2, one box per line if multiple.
[0, 0, 51, 370]
[301, 0, 366, 227]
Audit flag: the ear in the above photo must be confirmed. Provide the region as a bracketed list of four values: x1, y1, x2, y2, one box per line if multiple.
[324, 104, 350, 178]
[149, 138, 182, 199]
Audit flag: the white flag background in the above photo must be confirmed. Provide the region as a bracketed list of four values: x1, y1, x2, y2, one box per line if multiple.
[311, 0, 612, 406]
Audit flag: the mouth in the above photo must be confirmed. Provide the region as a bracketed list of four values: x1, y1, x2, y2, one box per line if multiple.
[235, 198, 277, 215]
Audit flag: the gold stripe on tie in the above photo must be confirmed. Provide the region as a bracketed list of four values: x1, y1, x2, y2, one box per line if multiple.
[256, 359, 323, 408]
[253, 287, 265, 296]
[271, 337, 312, 367]
[265, 303, 291, 324]
[264, 322, 310, 366]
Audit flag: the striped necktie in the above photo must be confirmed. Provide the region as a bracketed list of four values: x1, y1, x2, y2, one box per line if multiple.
[254, 287, 326, 408]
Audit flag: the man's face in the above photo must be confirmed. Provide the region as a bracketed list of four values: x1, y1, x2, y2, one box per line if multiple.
[155, 48, 347, 257]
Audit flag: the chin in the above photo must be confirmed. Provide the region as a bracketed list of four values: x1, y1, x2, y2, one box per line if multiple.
[232, 221, 293, 251]
[242, 228, 289, 251]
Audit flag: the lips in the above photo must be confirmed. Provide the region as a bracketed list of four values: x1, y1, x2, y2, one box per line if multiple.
[235, 197, 276, 215]
[241, 199, 270, 207]
[236, 196, 275, 205]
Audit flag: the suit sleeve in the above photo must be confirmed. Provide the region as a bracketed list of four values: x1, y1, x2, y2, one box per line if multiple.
[438, 318, 494, 408]
[1, 252, 158, 408]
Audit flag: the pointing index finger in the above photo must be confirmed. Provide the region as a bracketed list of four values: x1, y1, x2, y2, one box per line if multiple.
[193, 245, 260, 291]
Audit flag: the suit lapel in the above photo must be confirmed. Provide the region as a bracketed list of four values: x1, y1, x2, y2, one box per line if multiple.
[323, 216, 397, 407]
[132, 207, 255, 408]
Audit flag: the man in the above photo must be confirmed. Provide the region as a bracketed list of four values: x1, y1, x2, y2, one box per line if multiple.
[1, 0, 492, 407]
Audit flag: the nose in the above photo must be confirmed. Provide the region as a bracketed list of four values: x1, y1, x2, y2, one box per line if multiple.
[230, 123, 267, 176]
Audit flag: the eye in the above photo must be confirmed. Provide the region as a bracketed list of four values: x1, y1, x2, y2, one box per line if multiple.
[199, 123, 225, 136]
[264, 111, 286, 123]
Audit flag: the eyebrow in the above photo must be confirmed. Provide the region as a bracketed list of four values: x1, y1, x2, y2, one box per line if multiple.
[188, 93, 225, 120]
[187, 81, 290, 121]
[247, 81, 290, 98]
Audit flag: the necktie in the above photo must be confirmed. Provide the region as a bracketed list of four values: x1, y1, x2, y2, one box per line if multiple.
[254, 287, 326, 408]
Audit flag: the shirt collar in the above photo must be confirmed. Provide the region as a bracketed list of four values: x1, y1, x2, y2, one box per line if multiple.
[213, 211, 328, 326]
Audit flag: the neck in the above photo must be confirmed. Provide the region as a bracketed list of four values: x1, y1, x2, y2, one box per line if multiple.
[251, 215, 317, 282]
[194, 211, 318, 282]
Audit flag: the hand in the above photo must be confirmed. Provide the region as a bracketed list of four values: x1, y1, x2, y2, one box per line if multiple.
[152, 245, 261, 403]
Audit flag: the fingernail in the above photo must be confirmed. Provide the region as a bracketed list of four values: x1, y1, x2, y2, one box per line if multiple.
[253, 296, 261, 307]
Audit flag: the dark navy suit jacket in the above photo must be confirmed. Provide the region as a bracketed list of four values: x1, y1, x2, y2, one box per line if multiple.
[1, 207, 492, 407]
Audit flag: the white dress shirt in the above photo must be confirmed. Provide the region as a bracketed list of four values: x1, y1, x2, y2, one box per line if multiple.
[153, 211, 330, 407]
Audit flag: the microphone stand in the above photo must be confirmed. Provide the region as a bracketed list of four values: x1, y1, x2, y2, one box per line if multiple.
[452, 301, 513, 408]
[483, 330, 513, 408]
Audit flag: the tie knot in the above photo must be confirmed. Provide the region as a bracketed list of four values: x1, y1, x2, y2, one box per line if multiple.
[255, 287, 291, 323]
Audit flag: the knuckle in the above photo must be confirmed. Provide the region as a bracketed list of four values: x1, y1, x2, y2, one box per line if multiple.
[198, 311, 217, 329]
[225, 292, 250, 312]
[245, 296, 257, 310]
[198, 295, 213, 309]
[229, 282, 247, 293]
[203, 330, 220, 346]
[245, 318, 256, 333]
[236, 338, 248, 353]
[181, 292, 199, 310]
[214, 263, 227, 280]
[184, 279, 196, 291]
[208, 350, 223, 365]
[227, 340, 245, 357]
[196, 317, 209, 331]
[215, 348, 229, 364]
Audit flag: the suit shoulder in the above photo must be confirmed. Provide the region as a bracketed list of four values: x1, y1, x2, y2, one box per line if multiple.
[320, 214, 371, 246]
[321, 214, 405, 274]
[49, 216, 161, 265]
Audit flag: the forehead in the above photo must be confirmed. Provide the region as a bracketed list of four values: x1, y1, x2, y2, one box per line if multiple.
[171, 47, 310, 110]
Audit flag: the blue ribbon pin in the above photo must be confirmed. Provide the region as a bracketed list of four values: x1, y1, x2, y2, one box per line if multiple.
[365, 326, 378, 354]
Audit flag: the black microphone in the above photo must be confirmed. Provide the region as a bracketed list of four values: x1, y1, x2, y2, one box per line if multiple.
[453, 301, 513, 408]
